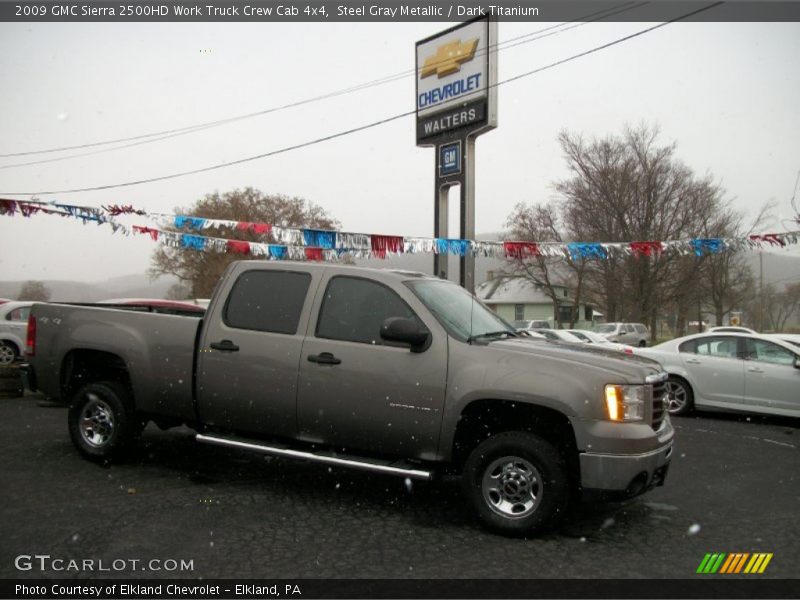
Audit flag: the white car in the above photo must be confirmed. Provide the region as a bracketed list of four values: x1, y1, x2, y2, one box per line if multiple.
[566, 330, 635, 354]
[593, 322, 650, 347]
[634, 332, 800, 418]
[708, 326, 757, 334]
[0, 301, 34, 365]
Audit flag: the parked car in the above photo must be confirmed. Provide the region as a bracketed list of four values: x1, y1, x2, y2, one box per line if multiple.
[634, 332, 799, 418]
[0, 301, 34, 365]
[566, 330, 635, 354]
[23, 261, 673, 536]
[531, 328, 585, 343]
[708, 326, 757, 334]
[593, 322, 650, 347]
[512, 319, 551, 330]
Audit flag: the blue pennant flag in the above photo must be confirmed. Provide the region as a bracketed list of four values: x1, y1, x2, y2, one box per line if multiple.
[435, 238, 471, 256]
[175, 216, 207, 230]
[568, 243, 608, 261]
[181, 234, 207, 251]
[691, 238, 724, 256]
[268, 245, 287, 260]
[302, 229, 336, 249]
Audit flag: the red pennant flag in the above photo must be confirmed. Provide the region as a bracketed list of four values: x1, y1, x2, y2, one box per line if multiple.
[630, 241, 664, 257]
[371, 235, 404, 259]
[226, 240, 251, 254]
[503, 242, 540, 259]
[132, 225, 160, 241]
[304, 247, 324, 261]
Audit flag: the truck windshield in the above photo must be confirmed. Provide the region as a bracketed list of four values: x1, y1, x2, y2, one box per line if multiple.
[406, 279, 515, 342]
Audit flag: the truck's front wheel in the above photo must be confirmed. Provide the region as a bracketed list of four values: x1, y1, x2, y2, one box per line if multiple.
[68, 382, 141, 462]
[463, 431, 570, 536]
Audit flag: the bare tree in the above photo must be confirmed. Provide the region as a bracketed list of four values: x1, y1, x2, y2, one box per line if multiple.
[17, 281, 51, 302]
[150, 188, 339, 297]
[165, 283, 192, 301]
[555, 124, 731, 340]
[756, 282, 800, 332]
[505, 202, 587, 328]
[699, 202, 775, 326]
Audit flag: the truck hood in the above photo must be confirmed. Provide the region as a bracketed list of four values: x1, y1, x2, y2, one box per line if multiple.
[487, 338, 664, 383]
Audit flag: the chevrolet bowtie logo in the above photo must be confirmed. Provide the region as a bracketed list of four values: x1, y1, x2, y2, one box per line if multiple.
[421, 38, 479, 78]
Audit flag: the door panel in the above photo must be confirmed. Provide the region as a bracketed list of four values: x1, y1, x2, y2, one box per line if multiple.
[679, 336, 744, 405]
[744, 339, 800, 414]
[197, 268, 319, 437]
[297, 275, 447, 460]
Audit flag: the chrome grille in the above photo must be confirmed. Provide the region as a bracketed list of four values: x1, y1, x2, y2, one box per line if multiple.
[651, 380, 666, 430]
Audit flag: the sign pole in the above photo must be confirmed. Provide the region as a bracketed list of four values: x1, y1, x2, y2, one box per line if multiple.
[460, 135, 476, 291]
[415, 17, 497, 292]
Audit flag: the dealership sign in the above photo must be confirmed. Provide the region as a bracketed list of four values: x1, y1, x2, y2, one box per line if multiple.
[415, 17, 497, 145]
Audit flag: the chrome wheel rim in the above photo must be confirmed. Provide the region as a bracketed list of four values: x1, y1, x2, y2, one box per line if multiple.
[80, 394, 115, 448]
[665, 380, 688, 413]
[481, 456, 542, 519]
[0, 345, 15, 365]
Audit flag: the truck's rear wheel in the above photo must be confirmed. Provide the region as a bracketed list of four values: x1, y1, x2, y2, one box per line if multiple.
[463, 431, 570, 536]
[68, 382, 141, 462]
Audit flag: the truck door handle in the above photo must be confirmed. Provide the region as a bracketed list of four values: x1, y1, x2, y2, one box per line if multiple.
[747, 367, 765, 374]
[308, 352, 341, 365]
[210, 340, 239, 352]
[685, 358, 701, 364]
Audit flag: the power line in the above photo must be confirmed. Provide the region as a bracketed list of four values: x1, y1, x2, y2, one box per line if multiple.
[0, 1, 722, 196]
[0, 1, 646, 164]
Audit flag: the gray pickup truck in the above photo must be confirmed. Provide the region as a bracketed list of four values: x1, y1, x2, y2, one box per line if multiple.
[23, 261, 673, 535]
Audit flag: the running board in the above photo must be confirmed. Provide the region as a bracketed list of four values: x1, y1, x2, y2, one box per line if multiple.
[195, 433, 433, 481]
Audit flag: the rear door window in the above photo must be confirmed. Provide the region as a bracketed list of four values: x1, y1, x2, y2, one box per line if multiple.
[684, 336, 740, 359]
[224, 270, 311, 334]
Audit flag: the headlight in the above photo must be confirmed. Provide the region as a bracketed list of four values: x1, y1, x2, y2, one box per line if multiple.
[604, 384, 649, 422]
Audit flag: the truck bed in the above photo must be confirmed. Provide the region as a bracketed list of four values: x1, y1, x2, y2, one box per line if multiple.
[31, 303, 201, 420]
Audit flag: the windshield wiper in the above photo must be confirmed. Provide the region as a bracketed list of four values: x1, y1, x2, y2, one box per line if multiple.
[467, 330, 519, 343]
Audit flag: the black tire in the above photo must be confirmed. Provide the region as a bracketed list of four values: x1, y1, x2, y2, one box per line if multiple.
[665, 376, 693, 416]
[638, 340, 647, 347]
[68, 381, 141, 462]
[462, 431, 570, 537]
[0, 341, 18, 366]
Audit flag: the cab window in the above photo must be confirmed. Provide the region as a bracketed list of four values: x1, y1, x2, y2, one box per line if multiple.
[316, 276, 419, 345]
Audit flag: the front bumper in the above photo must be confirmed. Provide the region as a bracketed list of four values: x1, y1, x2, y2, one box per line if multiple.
[580, 441, 672, 496]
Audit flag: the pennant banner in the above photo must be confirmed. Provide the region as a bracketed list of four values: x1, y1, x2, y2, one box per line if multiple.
[2, 198, 799, 264]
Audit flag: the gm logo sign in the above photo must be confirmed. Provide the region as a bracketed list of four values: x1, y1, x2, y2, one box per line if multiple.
[439, 142, 461, 177]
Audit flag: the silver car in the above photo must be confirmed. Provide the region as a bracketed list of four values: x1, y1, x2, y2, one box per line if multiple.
[635, 332, 800, 417]
[593, 322, 650, 347]
[0, 301, 34, 365]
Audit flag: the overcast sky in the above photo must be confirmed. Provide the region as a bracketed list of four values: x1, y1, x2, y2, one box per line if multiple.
[1, 16, 799, 282]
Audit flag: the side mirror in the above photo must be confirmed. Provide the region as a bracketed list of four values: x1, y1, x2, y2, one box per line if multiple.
[380, 317, 431, 353]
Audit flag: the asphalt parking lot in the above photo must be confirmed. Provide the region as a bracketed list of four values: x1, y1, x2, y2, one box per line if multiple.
[1, 392, 797, 580]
